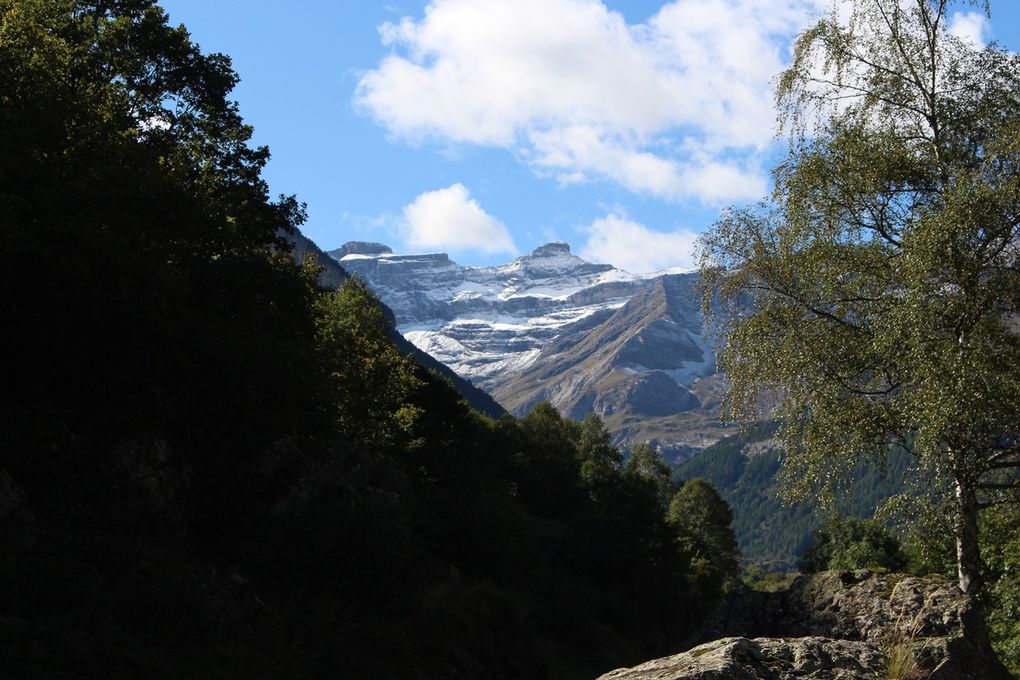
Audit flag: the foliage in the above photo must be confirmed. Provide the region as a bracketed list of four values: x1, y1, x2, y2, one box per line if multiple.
[578, 412, 624, 484]
[315, 276, 424, 446]
[677, 425, 912, 569]
[678, 425, 814, 568]
[798, 515, 908, 573]
[982, 505, 1020, 676]
[881, 493, 957, 578]
[698, 0, 1020, 595]
[0, 1, 741, 677]
[667, 479, 740, 593]
[741, 565, 798, 592]
[625, 441, 675, 507]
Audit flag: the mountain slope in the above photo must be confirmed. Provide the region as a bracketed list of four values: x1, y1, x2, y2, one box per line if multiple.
[286, 231, 506, 418]
[491, 273, 733, 456]
[334, 241, 643, 386]
[677, 425, 917, 569]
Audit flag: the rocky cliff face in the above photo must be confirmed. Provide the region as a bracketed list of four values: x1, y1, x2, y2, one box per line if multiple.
[332, 241, 643, 382]
[599, 570, 1013, 680]
[332, 242, 733, 459]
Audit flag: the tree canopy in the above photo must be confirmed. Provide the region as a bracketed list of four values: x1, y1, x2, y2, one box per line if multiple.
[798, 515, 908, 573]
[667, 479, 740, 594]
[699, 0, 1020, 596]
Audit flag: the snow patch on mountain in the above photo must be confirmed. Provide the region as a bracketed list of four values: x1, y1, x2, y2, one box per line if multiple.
[330, 240, 731, 459]
[332, 242, 643, 385]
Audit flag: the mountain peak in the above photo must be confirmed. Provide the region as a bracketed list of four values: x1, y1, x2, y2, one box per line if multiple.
[335, 241, 393, 258]
[530, 242, 571, 258]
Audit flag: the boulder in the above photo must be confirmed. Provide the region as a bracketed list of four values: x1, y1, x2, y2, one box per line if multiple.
[700, 570, 973, 644]
[600, 637, 884, 680]
[597, 570, 1014, 680]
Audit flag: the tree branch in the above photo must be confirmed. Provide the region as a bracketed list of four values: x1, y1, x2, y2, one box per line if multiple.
[977, 481, 1020, 491]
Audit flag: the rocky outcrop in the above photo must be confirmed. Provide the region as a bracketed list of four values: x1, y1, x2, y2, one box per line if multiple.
[329, 241, 392, 258]
[600, 637, 886, 680]
[700, 570, 974, 644]
[598, 570, 1013, 680]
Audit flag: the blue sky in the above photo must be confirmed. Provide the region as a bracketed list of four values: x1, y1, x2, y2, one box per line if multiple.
[160, 0, 1020, 272]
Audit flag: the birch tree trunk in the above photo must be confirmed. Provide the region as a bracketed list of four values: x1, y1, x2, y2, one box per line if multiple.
[955, 475, 983, 597]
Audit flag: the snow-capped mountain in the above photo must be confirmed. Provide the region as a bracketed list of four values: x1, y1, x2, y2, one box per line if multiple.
[331, 241, 734, 459]
[332, 241, 642, 384]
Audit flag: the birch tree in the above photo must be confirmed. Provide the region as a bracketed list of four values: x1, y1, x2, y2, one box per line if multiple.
[699, 0, 1020, 596]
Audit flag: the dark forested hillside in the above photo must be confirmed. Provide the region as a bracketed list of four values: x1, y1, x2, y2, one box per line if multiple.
[0, 2, 733, 678]
[677, 425, 919, 570]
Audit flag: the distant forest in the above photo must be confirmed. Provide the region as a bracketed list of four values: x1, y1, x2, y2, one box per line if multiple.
[677, 423, 918, 570]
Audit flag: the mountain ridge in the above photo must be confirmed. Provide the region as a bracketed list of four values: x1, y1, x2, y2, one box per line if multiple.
[333, 241, 733, 458]
[286, 230, 506, 418]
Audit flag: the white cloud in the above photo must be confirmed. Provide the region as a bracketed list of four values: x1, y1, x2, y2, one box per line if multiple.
[527, 126, 766, 203]
[579, 213, 699, 273]
[356, 0, 826, 204]
[679, 160, 769, 204]
[948, 10, 988, 48]
[402, 183, 517, 255]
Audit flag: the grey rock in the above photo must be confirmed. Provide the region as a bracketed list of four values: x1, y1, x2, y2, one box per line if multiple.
[700, 570, 971, 644]
[616, 319, 705, 370]
[593, 371, 700, 417]
[530, 241, 572, 257]
[600, 637, 885, 680]
[598, 570, 1014, 680]
[330, 241, 393, 258]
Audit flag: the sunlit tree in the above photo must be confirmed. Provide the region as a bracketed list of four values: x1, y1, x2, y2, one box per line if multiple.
[699, 0, 1020, 596]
